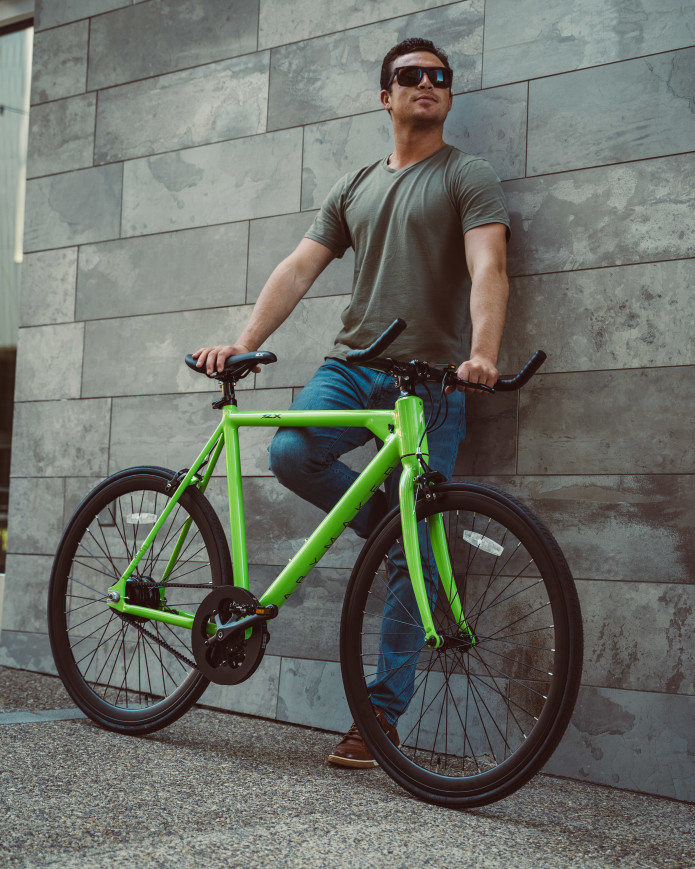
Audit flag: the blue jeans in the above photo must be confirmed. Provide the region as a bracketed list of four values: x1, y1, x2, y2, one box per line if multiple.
[268, 359, 465, 726]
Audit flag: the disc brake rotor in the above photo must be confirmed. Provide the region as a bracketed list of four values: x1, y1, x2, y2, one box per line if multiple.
[192, 586, 268, 685]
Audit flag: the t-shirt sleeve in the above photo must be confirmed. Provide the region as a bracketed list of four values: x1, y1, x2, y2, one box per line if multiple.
[304, 175, 352, 259]
[454, 158, 511, 240]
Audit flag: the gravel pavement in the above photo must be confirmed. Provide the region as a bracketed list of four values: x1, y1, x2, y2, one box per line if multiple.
[1, 666, 693, 869]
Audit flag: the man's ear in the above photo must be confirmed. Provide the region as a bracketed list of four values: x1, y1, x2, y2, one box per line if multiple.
[380, 88, 392, 113]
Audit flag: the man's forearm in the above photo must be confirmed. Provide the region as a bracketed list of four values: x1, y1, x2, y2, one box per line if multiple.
[469, 266, 509, 365]
[237, 257, 310, 351]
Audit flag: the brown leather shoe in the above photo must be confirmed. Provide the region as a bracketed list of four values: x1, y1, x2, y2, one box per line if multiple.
[327, 707, 399, 768]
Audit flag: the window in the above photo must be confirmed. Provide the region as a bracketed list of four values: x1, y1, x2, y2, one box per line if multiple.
[0, 21, 32, 573]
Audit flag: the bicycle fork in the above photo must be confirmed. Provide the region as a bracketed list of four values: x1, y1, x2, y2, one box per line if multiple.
[395, 395, 475, 650]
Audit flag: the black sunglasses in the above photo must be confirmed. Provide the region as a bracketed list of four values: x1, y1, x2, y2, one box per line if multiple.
[387, 65, 453, 89]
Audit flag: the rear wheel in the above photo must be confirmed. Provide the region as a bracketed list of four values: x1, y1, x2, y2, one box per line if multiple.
[341, 482, 583, 808]
[48, 468, 232, 734]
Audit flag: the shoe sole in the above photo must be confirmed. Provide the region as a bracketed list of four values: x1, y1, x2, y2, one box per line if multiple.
[327, 753, 378, 768]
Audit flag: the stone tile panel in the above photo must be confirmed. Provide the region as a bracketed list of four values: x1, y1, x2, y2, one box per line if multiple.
[24, 164, 123, 252]
[257, 295, 352, 389]
[14, 323, 84, 401]
[76, 224, 249, 320]
[578, 579, 694, 695]
[87, 0, 259, 90]
[202, 654, 280, 719]
[504, 154, 695, 276]
[30, 20, 88, 104]
[20, 248, 77, 327]
[267, 0, 484, 130]
[258, 0, 461, 49]
[62, 476, 105, 526]
[6, 477, 65, 556]
[35, 0, 130, 31]
[204, 476, 363, 571]
[247, 212, 355, 302]
[517, 368, 695, 475]
[528, 48, 695, 175]
[10, 399, 111, 478]
[483, 0, 695, 87]
[108, 388, 293, 476]
[94, 52, 270, 164]
[545, 686, 695, 802]
[26, 93, 96, 178]
[301, 112, 395, 211]
[0, 630, 57, 676]
[121, 129, 302, 236]
[454, 390, 518, 477]
[276, 657, 350, 732]
[445, 82, 527, 181]
[81, 306, 254, 397]
[474, 474, 695, 587]
[249, 564, 346, 662]
[502, 260, 695, 375]
[1, 554, 56, 632]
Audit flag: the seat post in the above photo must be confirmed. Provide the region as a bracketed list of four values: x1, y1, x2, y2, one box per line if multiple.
[212, 379, 236, 409]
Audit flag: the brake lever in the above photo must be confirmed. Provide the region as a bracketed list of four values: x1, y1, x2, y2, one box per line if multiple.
[454, 379, 495, 394]
[441, 368, 496, 393]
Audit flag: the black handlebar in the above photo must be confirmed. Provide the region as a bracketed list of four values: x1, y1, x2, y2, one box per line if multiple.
[492, 350, 547, 391]
[345, 319, 546, 392]
[345, 318, 407, 364]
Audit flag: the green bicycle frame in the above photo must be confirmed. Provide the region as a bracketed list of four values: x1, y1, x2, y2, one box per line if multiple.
[107, 393, 470, 648]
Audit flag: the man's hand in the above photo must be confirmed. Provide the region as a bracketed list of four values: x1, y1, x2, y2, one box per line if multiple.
[447, 354, 499, 394]
[192, 343, 259, 375]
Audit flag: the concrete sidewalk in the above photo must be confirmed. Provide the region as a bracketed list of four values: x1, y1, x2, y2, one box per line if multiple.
[0, 666, 693, 869]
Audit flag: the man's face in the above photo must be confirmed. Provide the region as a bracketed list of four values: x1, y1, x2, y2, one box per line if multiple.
[380, 50, 453, 126]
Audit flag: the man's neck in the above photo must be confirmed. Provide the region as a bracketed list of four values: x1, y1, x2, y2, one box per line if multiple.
[387, 127, 447, 171]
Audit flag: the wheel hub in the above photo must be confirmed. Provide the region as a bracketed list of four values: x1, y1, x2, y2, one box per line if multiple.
[438, 628, 477, 653]
[125, 576, 162, 610]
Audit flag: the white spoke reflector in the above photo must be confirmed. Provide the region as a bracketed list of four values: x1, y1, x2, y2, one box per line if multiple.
[462, 530, 504, 557]
[126, 513, 158, 525]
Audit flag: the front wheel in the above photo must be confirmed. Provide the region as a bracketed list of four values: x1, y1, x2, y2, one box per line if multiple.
[48, 468, 232, 734]
[340, 482, 583, 808]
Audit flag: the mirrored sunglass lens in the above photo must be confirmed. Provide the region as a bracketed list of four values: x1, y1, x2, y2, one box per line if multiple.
[397, 67, 424, 86]
[396, 67, 450, 88]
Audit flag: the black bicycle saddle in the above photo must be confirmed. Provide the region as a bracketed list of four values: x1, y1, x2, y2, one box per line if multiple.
[185, 350, 277, 382]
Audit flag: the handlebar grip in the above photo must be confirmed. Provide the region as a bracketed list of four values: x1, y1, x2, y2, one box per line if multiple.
[494, 350, 547, 391]
[345, 318, 407, 364]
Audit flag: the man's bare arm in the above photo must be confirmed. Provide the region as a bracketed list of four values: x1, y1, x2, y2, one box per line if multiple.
[194, 238, 335, 374]
[453, 222, 509, 393]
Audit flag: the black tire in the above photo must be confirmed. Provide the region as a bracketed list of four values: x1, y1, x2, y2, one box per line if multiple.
[48, 468, 232, 734]
[341, 482, 583, 808]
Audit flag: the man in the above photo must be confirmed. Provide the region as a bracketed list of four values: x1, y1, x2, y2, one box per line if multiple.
[194, 37, 510, 767]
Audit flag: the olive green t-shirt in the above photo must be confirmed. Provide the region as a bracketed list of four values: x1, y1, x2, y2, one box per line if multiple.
[304, 144, 510, 365]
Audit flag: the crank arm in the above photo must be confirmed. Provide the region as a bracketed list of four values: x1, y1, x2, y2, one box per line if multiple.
[212, 605, 278, 642]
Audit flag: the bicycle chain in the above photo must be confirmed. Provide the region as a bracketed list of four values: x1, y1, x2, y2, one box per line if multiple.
[117, 612, 198, 670]
[117, 583, 244, 671]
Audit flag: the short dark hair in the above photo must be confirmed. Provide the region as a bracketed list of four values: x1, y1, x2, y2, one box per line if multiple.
[380, 38, 452, 91]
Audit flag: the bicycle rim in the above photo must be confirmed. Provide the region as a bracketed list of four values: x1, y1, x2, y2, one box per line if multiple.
[48, 470, 231, 734]
[341, 483, 583, 808]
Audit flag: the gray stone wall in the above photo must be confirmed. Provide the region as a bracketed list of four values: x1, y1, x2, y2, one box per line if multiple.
[3, 0, 693, 801]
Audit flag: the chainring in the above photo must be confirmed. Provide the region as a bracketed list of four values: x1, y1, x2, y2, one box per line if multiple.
[192, 586, 268, 685]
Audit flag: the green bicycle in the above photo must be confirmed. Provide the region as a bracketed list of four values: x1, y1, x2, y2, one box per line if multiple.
[48, 319, 583, 808]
